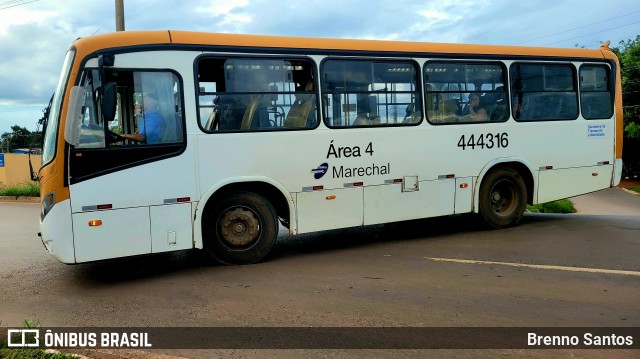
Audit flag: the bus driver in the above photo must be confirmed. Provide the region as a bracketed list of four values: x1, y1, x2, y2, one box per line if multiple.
[121, 91, 166, 144]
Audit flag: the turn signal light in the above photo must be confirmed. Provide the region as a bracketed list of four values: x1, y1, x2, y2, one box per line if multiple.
[326, 195, 336, 200]
[88, 220, 103, 227]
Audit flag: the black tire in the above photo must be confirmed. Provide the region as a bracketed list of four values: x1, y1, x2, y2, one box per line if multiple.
[203, 191, 278, 264]
[478, 167, 527, 229]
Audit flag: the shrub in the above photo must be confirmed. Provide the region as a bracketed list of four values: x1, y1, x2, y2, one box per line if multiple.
[527, 199, 576, 214]
[0, 182, 40, 197]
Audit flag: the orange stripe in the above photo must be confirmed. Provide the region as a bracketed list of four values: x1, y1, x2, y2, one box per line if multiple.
[69, 30, 608, 59]
[600, 49, 624, 159]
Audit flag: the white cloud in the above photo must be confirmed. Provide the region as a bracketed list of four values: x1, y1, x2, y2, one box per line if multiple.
[0, 7, 57, 35]
[195, 0, 252, 31]
[196, 0, 250, 16]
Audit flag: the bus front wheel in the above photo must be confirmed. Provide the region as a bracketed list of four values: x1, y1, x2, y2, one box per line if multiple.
[204, 191, 278, 264]
[478, 168, 527, 229]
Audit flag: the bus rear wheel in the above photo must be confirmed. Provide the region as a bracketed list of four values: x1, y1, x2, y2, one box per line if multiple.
[479, 167, 527, 229]
[204, 191, 278, 264]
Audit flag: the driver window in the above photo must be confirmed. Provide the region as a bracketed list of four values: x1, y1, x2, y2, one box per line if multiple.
[75, 69, 183, 148]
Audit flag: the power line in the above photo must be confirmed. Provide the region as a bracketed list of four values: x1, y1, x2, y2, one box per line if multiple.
[0, 0, 28, 6]
[0, 0, 32, 6]
[541, 20, 640, 46]
[516, 10, 640, 45]
[0, 0, 38, 11]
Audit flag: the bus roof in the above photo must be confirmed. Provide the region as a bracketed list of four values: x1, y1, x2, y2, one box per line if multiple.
[72, 30, 608, 60]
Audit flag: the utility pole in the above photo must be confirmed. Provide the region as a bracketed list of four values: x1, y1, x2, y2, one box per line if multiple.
[115, 0, 125, 31]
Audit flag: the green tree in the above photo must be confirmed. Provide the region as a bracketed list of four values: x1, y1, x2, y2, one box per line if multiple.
[0, 125, 41, 153]
[611, 36, 640, 139]
[611, 36, 640, 176]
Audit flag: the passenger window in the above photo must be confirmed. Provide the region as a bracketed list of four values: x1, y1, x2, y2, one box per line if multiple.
[321, 60, 421, 127]
[197, 58, 318, 131]
[580, 65, 613, 119]
[424, 62, 508, 124]
[510, 63, 578, 121]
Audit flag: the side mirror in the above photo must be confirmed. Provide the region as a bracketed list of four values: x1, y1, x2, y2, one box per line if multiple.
[64, 86, 87, 147]
[102, 82, 117, 123]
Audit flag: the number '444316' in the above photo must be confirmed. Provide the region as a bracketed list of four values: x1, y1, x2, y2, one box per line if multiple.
[457, 133, 509, 150]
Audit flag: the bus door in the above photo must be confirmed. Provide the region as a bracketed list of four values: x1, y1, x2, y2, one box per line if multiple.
[66, 68, 194, 262]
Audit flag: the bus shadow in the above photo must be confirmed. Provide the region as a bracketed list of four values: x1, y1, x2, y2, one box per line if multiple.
[270, 213, 485, 260]
[270, 212, 578, 261]
[70, 213, 566, 284]
[68, 249, 212, 284]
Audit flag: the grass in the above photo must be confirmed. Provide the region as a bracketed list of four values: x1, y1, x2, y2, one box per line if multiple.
[0, 347, 75, 359]
[625, 186, 640, 194]
[0, 320, 76, 359]
[526, 199, 576, 214]
[0, 182, 39, 197]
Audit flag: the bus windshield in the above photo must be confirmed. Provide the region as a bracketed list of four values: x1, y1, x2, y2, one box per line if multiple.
[42, 49, 75, 166]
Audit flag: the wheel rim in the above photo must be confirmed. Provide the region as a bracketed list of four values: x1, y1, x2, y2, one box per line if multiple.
[217, 206, 261, 249]
[489, 179, 518, 216]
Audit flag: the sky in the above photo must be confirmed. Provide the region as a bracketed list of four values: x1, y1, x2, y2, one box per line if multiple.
[0, 0, 639, 137]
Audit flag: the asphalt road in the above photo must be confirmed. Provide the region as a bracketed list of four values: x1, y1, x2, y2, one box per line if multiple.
[1, 188, 639, 358]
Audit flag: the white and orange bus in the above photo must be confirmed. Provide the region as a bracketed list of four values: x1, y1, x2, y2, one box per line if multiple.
[38, 31, 623, 264]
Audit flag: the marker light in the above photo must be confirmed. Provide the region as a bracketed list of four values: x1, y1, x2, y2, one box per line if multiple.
[88, 220, 103, 227]
[41, 191, 56, 220]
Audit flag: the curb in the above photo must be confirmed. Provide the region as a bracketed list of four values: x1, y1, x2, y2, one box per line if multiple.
[619, 187, 640, 196]
[0, 196, 40, 203]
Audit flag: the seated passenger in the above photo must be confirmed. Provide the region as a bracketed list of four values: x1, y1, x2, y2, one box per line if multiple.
[212, 95, 243, 131]
[463, 94, 488, 121]
[403, 104, 420, 123]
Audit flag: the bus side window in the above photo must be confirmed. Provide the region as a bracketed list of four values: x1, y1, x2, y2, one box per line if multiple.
[511, 63, 577, 121]
[321, 60, 420, 127]
[580, 65, 613, 119]
[425, 62, 506, 124]
[197, 57, 317, 132]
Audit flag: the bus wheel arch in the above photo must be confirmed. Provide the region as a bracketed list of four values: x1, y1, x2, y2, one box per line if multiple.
[199, 181, 292, 264]
[476, 162, 533, 229]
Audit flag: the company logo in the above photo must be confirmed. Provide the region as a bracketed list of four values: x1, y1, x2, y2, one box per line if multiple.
[311, 163, 329, 179]
[7, 329, 40, 347]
